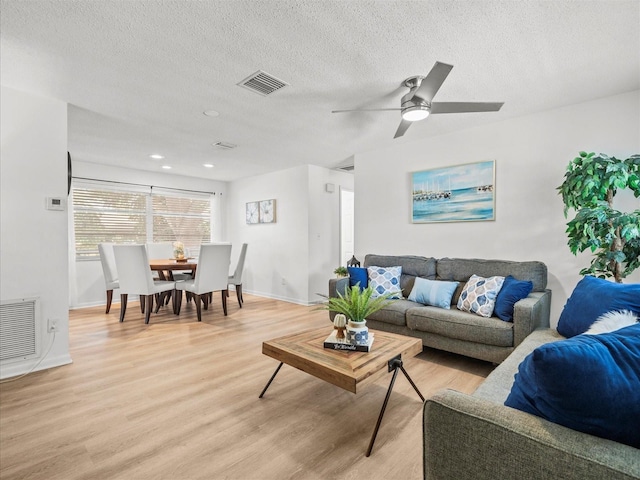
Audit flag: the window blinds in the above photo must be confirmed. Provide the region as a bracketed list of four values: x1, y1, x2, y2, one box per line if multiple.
[73, 188, 147, 260]
[72, 184, 212, 260]
[152, 194, 211, 256]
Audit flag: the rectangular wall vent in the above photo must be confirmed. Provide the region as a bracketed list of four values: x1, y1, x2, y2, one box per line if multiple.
[212, 141, 237, 150]
[0, 298, 41, 363]
[237, 70, 288, 96]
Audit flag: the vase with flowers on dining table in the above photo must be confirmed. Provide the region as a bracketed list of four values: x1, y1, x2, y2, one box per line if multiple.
[173, 241, 185, 260]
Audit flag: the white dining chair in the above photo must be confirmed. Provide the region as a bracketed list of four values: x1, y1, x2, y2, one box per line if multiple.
[175, 243, 232, 321]
[98, 243, 119, 314]
[228, 243, 248, 308]
[114, 244, 176, 324]
[146, 242, 174, 261]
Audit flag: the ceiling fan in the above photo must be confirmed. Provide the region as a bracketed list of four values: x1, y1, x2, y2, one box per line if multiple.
[332, 61, 504, 138]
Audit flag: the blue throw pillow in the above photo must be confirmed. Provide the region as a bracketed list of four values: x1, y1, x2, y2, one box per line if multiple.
[408, 277, 458, 309]
[347, 266, 368, 290]
[494, 275, 533, 322]
[557, 276, 640, 337]
[505, 324, 640, 449]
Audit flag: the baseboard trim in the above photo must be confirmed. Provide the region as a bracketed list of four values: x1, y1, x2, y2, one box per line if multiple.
[0, 353, 73, 380]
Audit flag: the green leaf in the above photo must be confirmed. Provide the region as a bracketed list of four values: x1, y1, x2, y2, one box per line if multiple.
[621, 224, 640, 241]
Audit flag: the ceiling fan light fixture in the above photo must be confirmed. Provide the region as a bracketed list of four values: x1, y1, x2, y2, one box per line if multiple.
[402, 105, 430, 122]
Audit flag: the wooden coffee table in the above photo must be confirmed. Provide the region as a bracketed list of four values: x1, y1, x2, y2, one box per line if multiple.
[259, 327, 424, 456]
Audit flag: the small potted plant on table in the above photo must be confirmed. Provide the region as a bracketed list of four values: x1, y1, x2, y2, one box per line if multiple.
[322, 285, 396, 346]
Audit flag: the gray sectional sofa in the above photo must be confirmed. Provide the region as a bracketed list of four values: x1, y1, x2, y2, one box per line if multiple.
[328, 254, 551, 364]
[423, 328, 640, 479]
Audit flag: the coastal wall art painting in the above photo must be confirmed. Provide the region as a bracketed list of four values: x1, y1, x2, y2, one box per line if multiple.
[411, 160, 495, 223]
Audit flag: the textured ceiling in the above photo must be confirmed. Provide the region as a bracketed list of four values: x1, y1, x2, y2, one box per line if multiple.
[1, 0, 639, 181]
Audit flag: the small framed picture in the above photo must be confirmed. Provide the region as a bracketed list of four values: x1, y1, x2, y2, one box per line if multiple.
[246, 201, 259, 224]
[259, 199, 276, 223]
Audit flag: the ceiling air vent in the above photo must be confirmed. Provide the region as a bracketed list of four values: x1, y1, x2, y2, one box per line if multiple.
[337, 165, 354, 172]
[212, 141, 237, 150]
[237, 70, 288, 96]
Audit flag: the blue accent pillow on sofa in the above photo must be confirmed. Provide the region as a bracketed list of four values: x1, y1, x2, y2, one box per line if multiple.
[494, 275, 533, 322]
[557, 275, 640, 337]
[408, 277, 458, 309]
[347, 267, 368, 290]
[505, 323, 640, 449]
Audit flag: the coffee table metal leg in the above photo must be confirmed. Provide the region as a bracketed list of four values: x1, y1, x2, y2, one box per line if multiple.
[366, 363, 400, 457]
[366, 356, 424, 457]
[259, 362, 284, 398]
[399, 364, 425, 402]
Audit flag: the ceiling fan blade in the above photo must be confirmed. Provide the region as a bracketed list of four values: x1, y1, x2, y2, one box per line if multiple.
[430, 102, 504, 114]
[332, 108, 401, 113]
[394, 119, 413, 138]
[412, 61, 453, 102]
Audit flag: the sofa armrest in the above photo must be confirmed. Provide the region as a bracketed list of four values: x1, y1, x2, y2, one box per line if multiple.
[512, 289, 551, 348]
[328, 277, 349, 298]
[423, 389, 640, 480]
[327, 277, 349, 321]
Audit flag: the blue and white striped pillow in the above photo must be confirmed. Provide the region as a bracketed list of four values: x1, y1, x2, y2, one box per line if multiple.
[408, 277, 459, 309]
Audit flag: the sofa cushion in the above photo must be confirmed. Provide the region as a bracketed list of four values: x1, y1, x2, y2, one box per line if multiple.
[557, 275, 640, 338]
[347, 266, 368, 290]
[457, 274, 505, 318]
[408, 278, 459, 309]
[505, 324, 640, 449]
[364, 254, 436, 296]
[406, 306, 514, 347]
[366, 299, 418, 326]
[367, 265, 403, 298]
[494, 275, 533, 322]
[437, 258, 547, 292]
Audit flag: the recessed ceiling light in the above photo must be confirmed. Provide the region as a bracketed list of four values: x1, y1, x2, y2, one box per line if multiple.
[203, 164, 214, 168]
[149, 154, 164, 159]
[203, 110, 219, 117]
[161, 165, 172, 169]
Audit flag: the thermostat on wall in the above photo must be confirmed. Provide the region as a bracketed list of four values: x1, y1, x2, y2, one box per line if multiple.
[46, 197, 65, 211]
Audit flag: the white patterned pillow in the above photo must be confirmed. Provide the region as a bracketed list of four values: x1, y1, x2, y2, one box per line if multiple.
[367, 266, 403, 299]
[457, 274, 505, 317]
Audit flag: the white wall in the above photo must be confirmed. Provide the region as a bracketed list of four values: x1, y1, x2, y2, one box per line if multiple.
[69, 161, 227, 308]
[307, 165, 355, 302]
[227, 165, 353, 304]
[1, 86, 71, 378]
[355, 90, 640, 327]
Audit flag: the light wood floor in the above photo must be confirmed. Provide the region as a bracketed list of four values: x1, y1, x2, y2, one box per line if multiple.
[0, 294, 494, 480]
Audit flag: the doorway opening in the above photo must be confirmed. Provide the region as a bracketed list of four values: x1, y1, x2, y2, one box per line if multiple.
[340, 188, 354, 266]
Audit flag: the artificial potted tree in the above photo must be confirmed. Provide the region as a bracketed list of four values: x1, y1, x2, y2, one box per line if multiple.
[557, 151, 640, 282]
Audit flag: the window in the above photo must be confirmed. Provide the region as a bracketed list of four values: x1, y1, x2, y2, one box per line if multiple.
[72, 183, 212, 260]
[152, 194, 210, 256]
[73, 188, 147, 260]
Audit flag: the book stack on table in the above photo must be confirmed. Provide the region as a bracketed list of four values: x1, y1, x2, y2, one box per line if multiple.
[324, 331, 374, 352]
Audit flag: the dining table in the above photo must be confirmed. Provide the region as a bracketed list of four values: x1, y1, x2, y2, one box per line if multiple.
[149, 258, 197, 281]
